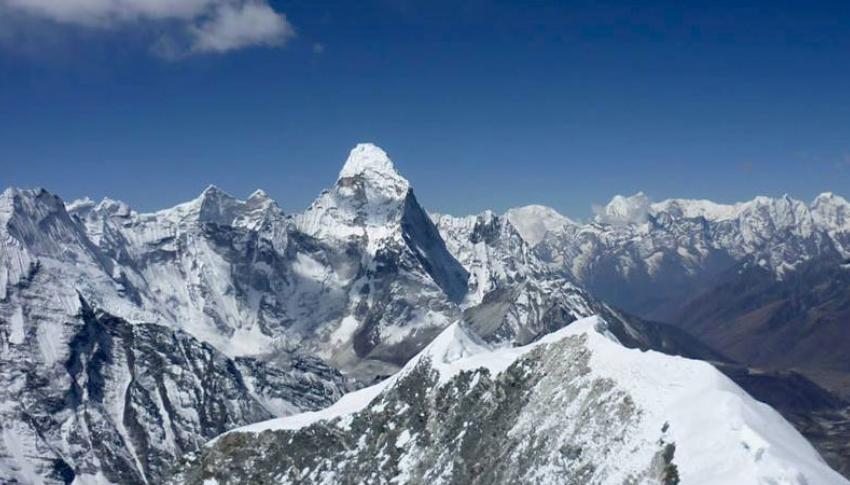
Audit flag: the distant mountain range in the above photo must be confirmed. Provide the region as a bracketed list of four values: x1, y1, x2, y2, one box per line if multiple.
[1, 144, 848, 483]
[492, 189, 850, 397]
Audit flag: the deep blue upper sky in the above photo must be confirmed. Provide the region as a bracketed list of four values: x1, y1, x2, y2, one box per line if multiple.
[2, 0, 850, 219]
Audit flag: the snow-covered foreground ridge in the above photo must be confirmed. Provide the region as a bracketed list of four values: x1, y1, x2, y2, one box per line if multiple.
[206, 316, 847, 485]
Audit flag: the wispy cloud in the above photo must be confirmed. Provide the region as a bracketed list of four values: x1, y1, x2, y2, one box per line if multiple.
[189, 2, 293, 54]
[592, 192, 652, 225]
[0, 0, 295, 57]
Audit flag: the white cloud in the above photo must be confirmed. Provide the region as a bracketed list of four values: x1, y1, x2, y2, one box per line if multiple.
[190, 2, 293, 53]
[593, 192, 652, 225]
[0, 0, 295, 56]
[2, 0, 217, 26]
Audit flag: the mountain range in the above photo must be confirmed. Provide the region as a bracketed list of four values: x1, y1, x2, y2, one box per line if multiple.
[1, 143, 848, 483]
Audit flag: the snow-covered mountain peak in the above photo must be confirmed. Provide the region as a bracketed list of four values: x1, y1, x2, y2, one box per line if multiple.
[650, 198, 746, 221]
[223, 318, 610, 436]
[248, 188, 271, 202]
[594, 192, 651, 225]
[64, 196, 96, 214]
[65, 196, 133, 221]
[150, 184, 236, 224]
[148, 185, 283, 230]
[393, 317, 615, 385]
[1, 186, 61, 212]
[812, 191, 850, 215]
[812, 192, 850, 243]
[298, 144, 415, 244]
[95, 197, 132, 218]
[338, 143, 404, 182]
[505, 204, 574, 245]
[195, 185, 242, 223]
[336, 143, 410, 203]
[813, 191, 847, 205]
[0, 187, 77, 235]
[244, 188, 279, 210]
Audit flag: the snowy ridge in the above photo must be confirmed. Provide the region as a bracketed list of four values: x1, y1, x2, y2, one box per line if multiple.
[651, 197, 748, 221]
[199, 316, 847, 484]
[506, 191, 850, 253]
[220, 322, 494, 436]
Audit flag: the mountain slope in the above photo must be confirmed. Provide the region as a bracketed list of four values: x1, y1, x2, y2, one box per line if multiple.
[0, 297, 346, 485]
[671, 255, 850, 395]
[172, 317, 847, 485]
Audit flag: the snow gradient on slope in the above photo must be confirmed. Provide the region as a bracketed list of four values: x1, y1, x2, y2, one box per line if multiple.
[192, 316, 845, 485]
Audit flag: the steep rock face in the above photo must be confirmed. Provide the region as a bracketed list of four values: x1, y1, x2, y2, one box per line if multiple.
[0, 185, 351, 484]
[295, 144, 468, 375]
[462, 279, 594, 346]
[0, 294, 348, 485]
[457, 276, 725, 364]
[67, 184, 344, 356]
[172, 318, 847, 485]
[2, 145, 471, 394]
[0, 188, 140, 321]
[235, 356, 349, 417]
[0, 298, 273, 484]
[433, 210, 545, 307]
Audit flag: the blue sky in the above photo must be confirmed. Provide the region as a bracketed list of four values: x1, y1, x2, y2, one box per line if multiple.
[2, 0, 850, 219]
